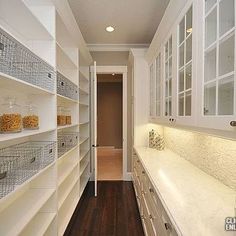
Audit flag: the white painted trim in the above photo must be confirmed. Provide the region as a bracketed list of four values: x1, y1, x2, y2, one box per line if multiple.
[88, 44, 149, 52]
[123, 172, 132, 181]
[91, 65, 129, 181]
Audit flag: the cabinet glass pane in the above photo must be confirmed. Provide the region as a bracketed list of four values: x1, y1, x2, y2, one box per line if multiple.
[165, 81, 168, 97]
[219, 0, 235, 37]
[169, 37, 172, 56]
[169, 99, 172, 116]
[219, 34, 235, 76]
[218, 76, 234, 115]
[169, 58, 172, 77]
[179, 18, 185, 45]
[179, 44, 184, 68]
[179, 94, 184, 116]
[186, 35, 192, 63]
[165, 43, 168, 59]
[205, 8, 217, 48]
[205, 47, 216, 82]
[179, 69, 184, 92]
[165, 61, 168, 79]
[185, 91, 192, 116]
[165, 99, 168, 116]
[185, 64, 192, 90]
[204, 82, 216, 115]
[205, 0, 217, 13]
[169, 78, 172, 97]
[186, 7, 192, 38]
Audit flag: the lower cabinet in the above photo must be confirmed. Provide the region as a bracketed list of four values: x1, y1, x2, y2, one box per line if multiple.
[132, 151, 178, 236]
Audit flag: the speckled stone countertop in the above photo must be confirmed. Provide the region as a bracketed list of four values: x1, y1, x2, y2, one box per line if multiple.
[134, 146, 236, 236]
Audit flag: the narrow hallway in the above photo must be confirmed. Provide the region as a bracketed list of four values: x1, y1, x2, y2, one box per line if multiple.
[64, 181, 144, 236]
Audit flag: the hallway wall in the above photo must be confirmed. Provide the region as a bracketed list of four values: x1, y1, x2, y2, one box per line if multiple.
[97, 79, 123, 148]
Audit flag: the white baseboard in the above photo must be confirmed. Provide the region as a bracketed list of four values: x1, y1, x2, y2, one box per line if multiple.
[123, 172, 132, 181]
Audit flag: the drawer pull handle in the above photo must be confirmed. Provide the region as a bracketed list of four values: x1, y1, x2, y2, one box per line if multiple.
[142, 171, 145, 174]
[149, 214, 153, 220]
[137, 160, 140, 163]
[164, 222, 172, 231]
[149, 188, 154, 193]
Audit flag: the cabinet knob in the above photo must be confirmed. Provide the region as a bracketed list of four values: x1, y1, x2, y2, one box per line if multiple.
[149, 214, 153, 220]
[149, 188, 154, 193]
[230, 121, 236, 127]
[142, 170, 145, 174]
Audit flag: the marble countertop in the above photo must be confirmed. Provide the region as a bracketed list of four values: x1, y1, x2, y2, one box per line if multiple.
[134, 146, 236, 236]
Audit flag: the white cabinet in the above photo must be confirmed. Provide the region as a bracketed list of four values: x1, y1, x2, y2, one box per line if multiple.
[148, 0, 236, 135]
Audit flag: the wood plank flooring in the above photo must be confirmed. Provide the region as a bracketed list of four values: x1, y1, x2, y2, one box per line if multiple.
[64, 181, 144, 236]
[98, 148, 123, 180]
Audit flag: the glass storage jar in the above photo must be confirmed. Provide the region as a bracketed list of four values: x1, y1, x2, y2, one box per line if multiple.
[23, 104, 39, 130]
[65, 108, 72, 125]
[0, 97, 22, 133]
[57, 106, 66, 126]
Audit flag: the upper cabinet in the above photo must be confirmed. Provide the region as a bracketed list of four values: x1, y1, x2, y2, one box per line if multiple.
[148, 0, 236, 135]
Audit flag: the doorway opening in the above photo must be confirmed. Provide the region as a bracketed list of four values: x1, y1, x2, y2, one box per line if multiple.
[97, 74, 123, 180]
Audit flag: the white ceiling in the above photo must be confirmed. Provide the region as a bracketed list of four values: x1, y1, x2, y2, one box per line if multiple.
[68, 0, 170, 44]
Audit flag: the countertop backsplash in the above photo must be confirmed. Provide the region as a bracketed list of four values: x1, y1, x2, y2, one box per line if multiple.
[148, 124, 236, 191]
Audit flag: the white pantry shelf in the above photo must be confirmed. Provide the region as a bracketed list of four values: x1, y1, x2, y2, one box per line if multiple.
[56, 43, 78, 70]
[80, 149, 90, 161]
[79, 102, 89, 106]
[57, 145, 79, 162]
[80, 160, 90, 177]
[80, 175, 90, 197]
[0, 188, 55, 236]
[0, 0, 54, 40]
[79, 87, 89, 95]
[0, 72, 55, 95]
[57, 123, 79, 130]
[57, 94, 78, 104]
[79, 70, 89, 82]
[79, 121, 89, 125]
[19, 212, 56, 236]
[0, 128, 56, 142]
[79, 137, 89, 145]
[58, 162, 78, 186]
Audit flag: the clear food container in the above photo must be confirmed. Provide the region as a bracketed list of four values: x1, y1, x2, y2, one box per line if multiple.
[0, 97, 22, 133]
[57, 106, 66, 126]
[23, 104, 39, 130]
[65, 108, 72, 125]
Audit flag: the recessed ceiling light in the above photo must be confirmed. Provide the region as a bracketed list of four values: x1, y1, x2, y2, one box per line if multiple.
[106, 26, 115, 32]
[112, 73, 115, 76]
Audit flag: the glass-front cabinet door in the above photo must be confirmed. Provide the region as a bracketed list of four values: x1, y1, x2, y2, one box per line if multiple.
[199, 0, 236, 131]
[164, 36, 173, 117]
[156, 53, 161, 116]
[178, 6, 193, 117]
[149, 62, 156, 117]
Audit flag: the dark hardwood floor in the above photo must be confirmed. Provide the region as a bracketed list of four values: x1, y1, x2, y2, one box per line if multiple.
[64, 181, 144, 236]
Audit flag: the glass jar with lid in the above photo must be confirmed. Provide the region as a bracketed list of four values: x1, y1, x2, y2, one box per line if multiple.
[57, 106, 66, 126]
[0, 97, 22, 133]
[65, 108, 72, 125]
[23, 104, 39, 130]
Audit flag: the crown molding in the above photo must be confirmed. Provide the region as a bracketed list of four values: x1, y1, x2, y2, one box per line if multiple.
[87, 44, 149, 52]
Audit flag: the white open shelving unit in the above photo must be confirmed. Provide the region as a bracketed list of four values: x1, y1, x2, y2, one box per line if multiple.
[0, 1, 91, 235]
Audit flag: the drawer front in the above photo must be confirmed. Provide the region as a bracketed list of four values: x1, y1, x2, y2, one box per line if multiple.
[161, 209, 178, 236]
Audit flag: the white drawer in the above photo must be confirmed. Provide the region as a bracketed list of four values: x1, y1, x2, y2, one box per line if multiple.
[161, 208, 178, 236]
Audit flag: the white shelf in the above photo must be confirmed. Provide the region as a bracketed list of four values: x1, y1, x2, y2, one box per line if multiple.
[80, 149, 90, 161]
[80, 161, 90, 177]
[79, 70, 89, 82]
[79, 87, 89, 95]
[58, 163, 78, 186]
[57, 94, 78, 104]
[0, 72, 55, 95]
[79, 121, 89, 125]
[57, 124, 79, 130]
[0, 0, 54, 40]
[58, 174, 79, 209]
[0, 128, 56, 142]
[80, 175, 90, 197]
[19, 212, 56, 236]
[79, 102, 89, 106]
[57, 145, 79, 161]
[0, 188, 55, 236]
[79, 137, 89, 145]
[56, 43, 78, 70]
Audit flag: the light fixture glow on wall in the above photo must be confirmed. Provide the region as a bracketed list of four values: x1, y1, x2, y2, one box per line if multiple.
[112, 73, 115, 76]
[106, 26, 115, 32]
[187, 27, 192, 33]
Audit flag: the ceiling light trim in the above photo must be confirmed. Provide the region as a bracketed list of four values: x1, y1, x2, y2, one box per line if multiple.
[87, 43, 150, 52]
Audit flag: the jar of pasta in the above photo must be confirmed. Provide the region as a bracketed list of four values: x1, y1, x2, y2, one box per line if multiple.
[0, 97, 22, 133]
[57, 106, 66, 126]
[23, 104, 39, 130]
[65, 108, 72, 125]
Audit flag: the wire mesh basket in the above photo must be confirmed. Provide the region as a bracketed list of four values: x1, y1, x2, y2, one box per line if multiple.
[57, 71, 78, 100]
[0, 141, 56, 199]
[0, 27, 55, 92]
[58, 132, 79, 158]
